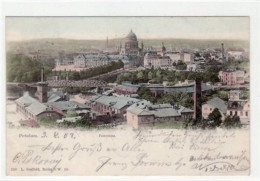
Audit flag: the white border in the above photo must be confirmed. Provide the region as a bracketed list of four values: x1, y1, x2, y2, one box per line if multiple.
[1, 0, 260, 181]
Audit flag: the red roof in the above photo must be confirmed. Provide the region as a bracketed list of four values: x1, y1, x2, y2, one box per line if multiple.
[19, 120, 40, 128]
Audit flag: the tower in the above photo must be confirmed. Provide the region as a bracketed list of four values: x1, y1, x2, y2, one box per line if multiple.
[193, 80, 202, 121]
[119, 41, 122, 53]
[162, 42, 166, 56]
[37, 67, 48, 103]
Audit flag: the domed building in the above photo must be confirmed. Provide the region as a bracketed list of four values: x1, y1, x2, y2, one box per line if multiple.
[122, 29, 140, 55]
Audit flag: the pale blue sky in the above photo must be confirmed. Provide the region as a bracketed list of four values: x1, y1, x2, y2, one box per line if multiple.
[6, 17, 249, 41]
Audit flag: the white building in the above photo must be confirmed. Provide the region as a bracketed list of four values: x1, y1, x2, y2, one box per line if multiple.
[182, 53, 194, 63]
[73, 54, 129, 68]
[144, 53, 172, 68]
[202, 97, 227, 121]
[227, 51, 244, 61]
[165, 52, 182, 62]
[186, 63, 198, 72]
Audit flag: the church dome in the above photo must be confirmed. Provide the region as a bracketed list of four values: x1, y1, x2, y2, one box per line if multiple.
[125, 29, 137, 41]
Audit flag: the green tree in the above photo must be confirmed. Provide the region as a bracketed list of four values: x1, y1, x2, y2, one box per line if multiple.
[137, 87, 155, 103]
[223, 115, 242, 128]
[137, 71, 144, 80]
[208, 108, 222, 128]
[148, 71, 153, 80]
[65, 111, 78, 118]
[71, 72, 80, 80]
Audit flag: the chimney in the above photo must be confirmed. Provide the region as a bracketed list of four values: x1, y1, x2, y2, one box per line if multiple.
[193, 81, 202, 121]
[106, 36, 109, 49]
[37, 67, 48, 103]
[41, 67, 44, 82]
[221, 43, 225, 61]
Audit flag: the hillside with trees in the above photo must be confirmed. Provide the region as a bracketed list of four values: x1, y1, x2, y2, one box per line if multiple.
[6, 52, 54, 83]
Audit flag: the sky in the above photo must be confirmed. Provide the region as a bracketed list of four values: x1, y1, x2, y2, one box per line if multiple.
[6, 17, 250, 41]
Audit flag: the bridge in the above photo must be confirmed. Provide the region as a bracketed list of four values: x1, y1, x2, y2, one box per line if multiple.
[7, 79, 108, 88]
[47, 79, 107, 88]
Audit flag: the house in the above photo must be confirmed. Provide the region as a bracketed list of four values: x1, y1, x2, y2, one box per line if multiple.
[73, 53, 132, 68]
[228, 90, 243, 101]
[126, 101, 193, 129]
[15, 93, 62, 122]
[202, 97, 227, 120]
[86, 95, 140, 116]
[46, 101, 90, 116]
[144, 53, 172, 68]
[186, 63, 198, 72]
[182, 52, 194, 63]
[227, 90, 250, 125]
[165, 51, 182, 62]
[218, 70, 245, 86]
[227, 100, 250, 125]
[227, 51, 244, 61]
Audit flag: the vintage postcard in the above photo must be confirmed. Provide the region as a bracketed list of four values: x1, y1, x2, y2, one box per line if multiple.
[5, 16, 250, 176]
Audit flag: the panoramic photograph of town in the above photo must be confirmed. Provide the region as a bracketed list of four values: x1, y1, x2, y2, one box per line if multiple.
[6, 17, 250, 130]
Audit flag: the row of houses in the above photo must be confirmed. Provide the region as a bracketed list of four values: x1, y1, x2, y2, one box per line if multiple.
[15, 92, 91, 122]
[144, 51, 194, 68]
[73, 54, 130, 68]
[218, 70, 249, 86]
[127, 101, 193, 129]
[84, 94, 194, 129]
[15, 86, 249, 129]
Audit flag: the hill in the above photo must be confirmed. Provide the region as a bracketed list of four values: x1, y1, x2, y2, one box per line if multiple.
[6, 38, 249, 57]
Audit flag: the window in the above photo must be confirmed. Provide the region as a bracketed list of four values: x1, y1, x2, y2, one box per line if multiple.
[245, 111, 248, 117]
[235, 111, 237, 116]
[230, 111, 233, 116]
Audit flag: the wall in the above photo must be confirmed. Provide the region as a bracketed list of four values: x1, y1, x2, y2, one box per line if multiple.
[126, 111, 154, 129]
[202, 104, 225, 121]
[36, 111, 63, 122]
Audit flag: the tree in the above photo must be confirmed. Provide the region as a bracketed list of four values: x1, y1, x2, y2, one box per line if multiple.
[176, 60, 187, 70]
[148, 71, 153, 80]
[65, 111, 78, 118]
[183, 117, 196, 129]
[137, 87, 155, 103]
[71, 72, 80, 80]
[137, 71, 144, 80]
[223, 115, 242, 128]
[208, 108, 222, 128]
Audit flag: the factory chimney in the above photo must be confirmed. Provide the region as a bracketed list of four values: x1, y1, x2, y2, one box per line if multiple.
[41, 66, 44, 82]
[221, 43, 225, 62]
[193, 80, 202, 121]
[37, 67, 48, 103]
[106, 36, 109, 49]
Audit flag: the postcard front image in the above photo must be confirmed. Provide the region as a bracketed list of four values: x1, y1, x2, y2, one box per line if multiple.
[5, 17, 250, 176]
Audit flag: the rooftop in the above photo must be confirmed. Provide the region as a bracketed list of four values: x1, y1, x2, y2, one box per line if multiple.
[127, 101, 193, 118]
[27, 102, 51, 116]
[46, 101, 89, 111]
[94, 95, 140, 110]
[204, 97, 227, 114]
